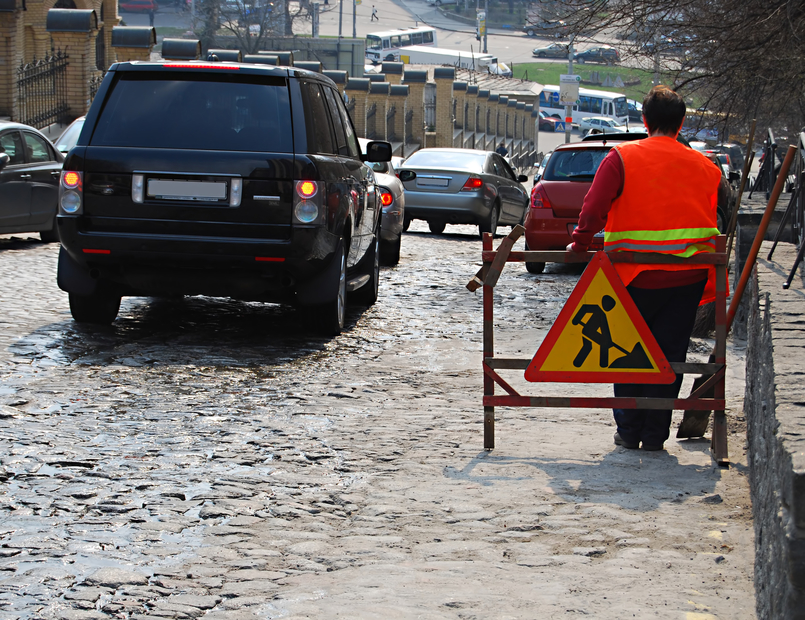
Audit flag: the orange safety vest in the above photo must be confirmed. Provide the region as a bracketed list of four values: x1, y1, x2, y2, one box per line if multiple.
[605, 136, 723, 304]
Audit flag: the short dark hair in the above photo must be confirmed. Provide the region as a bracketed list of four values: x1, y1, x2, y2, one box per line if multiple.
[642, 85, 686, 135]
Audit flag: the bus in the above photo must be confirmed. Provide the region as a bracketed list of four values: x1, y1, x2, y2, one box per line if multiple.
[539, 84, 629, 126]
[365, 27, 438, 64]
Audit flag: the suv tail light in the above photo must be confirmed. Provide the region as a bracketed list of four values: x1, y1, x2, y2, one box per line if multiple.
[59, 170, 83, 215]
[462, 176, 483, 191]
[293, 180, 323, 225]
[530, 185, 552, 210]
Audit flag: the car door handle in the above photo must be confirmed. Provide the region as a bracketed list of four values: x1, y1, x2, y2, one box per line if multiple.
[19, 174, 31, 179]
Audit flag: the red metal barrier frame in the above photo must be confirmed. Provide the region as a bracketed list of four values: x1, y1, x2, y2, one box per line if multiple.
[472, 226, 729, 465]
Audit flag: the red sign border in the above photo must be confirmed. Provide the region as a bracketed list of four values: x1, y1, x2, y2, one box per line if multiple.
[524, 252, 677, 384]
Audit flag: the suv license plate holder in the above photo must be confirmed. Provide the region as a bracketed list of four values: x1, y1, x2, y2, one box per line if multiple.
[147, 179, 228, 202]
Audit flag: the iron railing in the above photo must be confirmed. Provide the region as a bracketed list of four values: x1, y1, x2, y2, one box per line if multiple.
[16, 51, 70, 129]
[386, 104, 396, 142]
[365, 102, 377, 140]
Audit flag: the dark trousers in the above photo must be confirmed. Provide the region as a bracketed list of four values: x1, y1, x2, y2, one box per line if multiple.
[613, 278, 706, 447]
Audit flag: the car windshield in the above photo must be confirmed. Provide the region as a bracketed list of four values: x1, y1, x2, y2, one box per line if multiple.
[55, 118, 85, 153]
[543, 148, 610, 180]
[90, 72, 293, 152]
[404, 150, 487, 172]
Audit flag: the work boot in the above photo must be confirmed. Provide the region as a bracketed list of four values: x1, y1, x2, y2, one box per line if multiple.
[613, 432, 639, 449]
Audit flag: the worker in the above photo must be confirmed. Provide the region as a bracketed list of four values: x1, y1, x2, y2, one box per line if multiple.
[566, 85, 722, 452]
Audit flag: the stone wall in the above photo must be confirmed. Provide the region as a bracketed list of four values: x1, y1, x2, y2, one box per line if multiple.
[745, 240, 805, 619]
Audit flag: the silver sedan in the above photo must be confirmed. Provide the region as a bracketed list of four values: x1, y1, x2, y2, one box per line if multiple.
[399, 148, 529, 237]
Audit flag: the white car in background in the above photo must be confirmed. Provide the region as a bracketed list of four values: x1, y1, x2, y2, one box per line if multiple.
[579, 116, 627, 136]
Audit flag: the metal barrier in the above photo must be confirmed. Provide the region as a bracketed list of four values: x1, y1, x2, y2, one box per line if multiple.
[15, 51, 69, 129]
[468, 227, 730, 465]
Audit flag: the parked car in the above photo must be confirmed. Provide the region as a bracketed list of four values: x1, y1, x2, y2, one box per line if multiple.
[399, 148, 529, 237]
[626, 99, 643, 124]
[523, 133, 733, 274]
[531, 42, 569, 59]
[54, 116, 85, 155]
[0, 120, 64, 242]
[574, 46, 620, 64]
[538, 110, 561, 131]
[119, 0, 158, 12]
[57, 61, 392, 335]
[523, 20, 568, 38]
[360, 138, 406, 265]
[713, 143, 745, 173]
[579, 116, 627, 135]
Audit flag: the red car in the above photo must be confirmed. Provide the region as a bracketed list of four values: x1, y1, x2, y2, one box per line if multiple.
[524, 134, 642, 274]
[523, 132, 732, 274]
[119, 0, 158, 12]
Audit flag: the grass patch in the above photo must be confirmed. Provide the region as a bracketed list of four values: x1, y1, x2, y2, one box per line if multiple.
[511, 61, 677, 102]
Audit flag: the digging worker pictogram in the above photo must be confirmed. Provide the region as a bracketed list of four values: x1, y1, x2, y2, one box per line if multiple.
[572, 296, 617, 368]
[571, 295, 655, 370]
[566, 85, 722, 452]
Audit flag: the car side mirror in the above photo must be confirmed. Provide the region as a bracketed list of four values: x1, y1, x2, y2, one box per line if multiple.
[398, 170, 416, 182]
[362, 140, 392, 163]
[517, 174, 529, 183]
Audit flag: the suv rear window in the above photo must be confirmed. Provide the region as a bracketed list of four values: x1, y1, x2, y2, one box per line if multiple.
[544, 148, 610, 181]
[90, 72, 293, 152]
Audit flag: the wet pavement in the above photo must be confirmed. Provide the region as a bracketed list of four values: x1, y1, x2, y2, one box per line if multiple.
[0, 225, 754, 619]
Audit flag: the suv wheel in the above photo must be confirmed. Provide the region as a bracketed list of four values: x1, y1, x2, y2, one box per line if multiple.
[381, 234, 401, 266]
[69, 290, 121, 325]
[317, 241, 347, 336]
[354, 230, 380, 306]
[479, 203, 499, 238]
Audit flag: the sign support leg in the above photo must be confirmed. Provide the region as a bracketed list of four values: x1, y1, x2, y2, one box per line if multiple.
[482, 233, 495, 450]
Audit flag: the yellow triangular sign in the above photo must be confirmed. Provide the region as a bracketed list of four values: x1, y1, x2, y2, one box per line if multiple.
[525, 252, 676, 384]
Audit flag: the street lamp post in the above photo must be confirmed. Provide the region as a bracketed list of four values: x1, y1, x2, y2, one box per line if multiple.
[483, 0, 488, 54]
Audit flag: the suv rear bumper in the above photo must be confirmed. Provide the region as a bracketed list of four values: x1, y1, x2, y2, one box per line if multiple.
[57, 216, 341, 303]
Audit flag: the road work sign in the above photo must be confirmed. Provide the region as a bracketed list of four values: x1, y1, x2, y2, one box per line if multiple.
[524, 252, 676, 384]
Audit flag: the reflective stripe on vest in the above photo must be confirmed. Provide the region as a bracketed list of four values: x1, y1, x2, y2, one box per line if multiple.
[604, 227, 719, 255]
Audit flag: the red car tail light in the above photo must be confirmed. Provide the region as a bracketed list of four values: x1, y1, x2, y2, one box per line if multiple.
[530, 185, 552, 210]
[462, 176, 483, 191]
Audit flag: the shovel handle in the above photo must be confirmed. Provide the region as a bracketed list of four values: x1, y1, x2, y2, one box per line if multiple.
[726, 144, 797, 331]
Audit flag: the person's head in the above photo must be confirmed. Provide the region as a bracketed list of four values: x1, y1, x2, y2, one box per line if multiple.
[641, 85, 686, 137]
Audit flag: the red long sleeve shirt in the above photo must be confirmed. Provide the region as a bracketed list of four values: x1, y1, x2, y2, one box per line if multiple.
[570, 149, 708, 289]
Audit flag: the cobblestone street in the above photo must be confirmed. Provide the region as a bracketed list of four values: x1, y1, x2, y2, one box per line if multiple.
[0, 225, 754, 619]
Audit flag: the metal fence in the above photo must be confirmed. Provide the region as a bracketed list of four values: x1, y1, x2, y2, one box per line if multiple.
[405, 109, 414, 145]
[386, 104, 396, 142]
[365, 102, 377, 140]
[88, 74, 104, 105]
[16, 51, 70, 129]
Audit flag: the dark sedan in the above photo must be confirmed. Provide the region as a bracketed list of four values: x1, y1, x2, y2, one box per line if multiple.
[400, 148, 529, 237]
[0, 121, 64, 242]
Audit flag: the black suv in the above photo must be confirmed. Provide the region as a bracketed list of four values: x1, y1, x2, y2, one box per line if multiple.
[57, 61, 392, 335]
